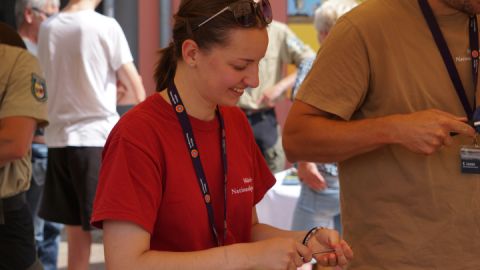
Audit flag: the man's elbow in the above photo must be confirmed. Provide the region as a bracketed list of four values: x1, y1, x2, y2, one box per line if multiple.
[10, 143, 30, 160]
[282, 128, 301, 163]
[1, 144, 30, 165]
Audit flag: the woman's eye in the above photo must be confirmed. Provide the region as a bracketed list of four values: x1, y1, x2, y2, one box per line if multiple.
[232, 65, 247, 71]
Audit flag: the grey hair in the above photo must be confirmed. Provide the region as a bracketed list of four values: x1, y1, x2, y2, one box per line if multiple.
[15, 0, 60, 27]
[314, 0, 358, 33]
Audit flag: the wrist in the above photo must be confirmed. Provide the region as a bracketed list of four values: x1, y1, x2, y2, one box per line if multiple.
[372, 115, 400, 145]
[302, 226, 324, 246]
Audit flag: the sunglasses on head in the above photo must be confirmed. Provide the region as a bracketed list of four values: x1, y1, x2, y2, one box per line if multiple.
[193, 0, 272, 31]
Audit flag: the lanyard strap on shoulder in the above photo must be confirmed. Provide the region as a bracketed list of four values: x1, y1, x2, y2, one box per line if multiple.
[418, 0, 478, 119]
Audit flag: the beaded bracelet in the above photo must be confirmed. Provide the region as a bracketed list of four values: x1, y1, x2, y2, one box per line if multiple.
[302, 226, 324, 246]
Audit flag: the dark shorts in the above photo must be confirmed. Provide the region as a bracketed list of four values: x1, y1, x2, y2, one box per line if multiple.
[39, 147, 102, 231]
[0, 199, 38, 269]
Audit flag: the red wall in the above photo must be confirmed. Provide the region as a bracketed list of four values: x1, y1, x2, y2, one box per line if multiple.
[138, 0, 160, 95]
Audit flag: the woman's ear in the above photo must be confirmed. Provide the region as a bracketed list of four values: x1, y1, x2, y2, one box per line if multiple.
[181, 39, 200, 67]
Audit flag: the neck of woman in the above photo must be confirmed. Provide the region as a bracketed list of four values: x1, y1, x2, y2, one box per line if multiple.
[161, 64, 217, 121]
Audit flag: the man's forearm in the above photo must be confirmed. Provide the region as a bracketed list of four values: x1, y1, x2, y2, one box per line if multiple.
[0, 117, 36, 167]
[284, 102, 475, 163]
[283, 102, 392, 163]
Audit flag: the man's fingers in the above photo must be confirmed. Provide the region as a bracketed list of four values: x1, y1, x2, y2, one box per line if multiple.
[445, 120, 475, 137]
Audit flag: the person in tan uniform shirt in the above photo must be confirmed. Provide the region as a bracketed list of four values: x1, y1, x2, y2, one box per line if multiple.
[0, 22, 48, 270]
[238, 20, 314, 173]
[284, 0, 480, 269]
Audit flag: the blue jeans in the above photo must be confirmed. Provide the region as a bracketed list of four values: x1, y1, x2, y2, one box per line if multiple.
[291, 175, 341, 233]
[35, 218, 63, 270]
[27, 144, 63, 270]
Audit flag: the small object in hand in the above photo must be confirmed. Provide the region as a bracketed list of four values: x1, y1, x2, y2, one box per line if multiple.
[312, 249, 336, 256]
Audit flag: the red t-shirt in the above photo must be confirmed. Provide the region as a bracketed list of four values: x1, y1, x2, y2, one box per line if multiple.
[91, 93, 275, 251]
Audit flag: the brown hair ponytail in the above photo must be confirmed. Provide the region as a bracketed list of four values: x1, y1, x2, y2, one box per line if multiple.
[154, 42, 177, 91]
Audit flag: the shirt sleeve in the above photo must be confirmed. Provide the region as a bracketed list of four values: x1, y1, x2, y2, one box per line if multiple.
[107, 18, 134, 71]
[0, 49, 48, 126]
[296, 17, 370, 120]
[281, 24, 316, 67]
[91, 124, 164, 234]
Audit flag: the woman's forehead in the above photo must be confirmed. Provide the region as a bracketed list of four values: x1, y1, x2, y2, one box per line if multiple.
[216, 27, 268, 56]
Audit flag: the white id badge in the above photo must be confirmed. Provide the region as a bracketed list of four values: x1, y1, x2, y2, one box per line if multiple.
[460, 145, 480, 174]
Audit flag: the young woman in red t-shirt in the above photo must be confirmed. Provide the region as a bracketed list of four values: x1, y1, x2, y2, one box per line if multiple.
[92, 0, 353, 269]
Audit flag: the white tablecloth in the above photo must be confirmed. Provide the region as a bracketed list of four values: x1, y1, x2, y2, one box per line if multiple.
[256, 168, 301, 230]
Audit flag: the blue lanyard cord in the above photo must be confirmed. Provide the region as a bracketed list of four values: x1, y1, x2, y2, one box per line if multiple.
[470, 15, 479, 92]
[167, 83, 228, 247]
[418, 0, 479, 120]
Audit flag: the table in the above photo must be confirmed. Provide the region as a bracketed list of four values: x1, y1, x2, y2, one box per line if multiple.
[256, 168, 301, 230]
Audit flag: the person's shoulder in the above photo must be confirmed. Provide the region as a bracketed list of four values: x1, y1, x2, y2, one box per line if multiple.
[267, 20, 290, 35]
[343, 0, 409, 26]
[90, 11, 122, 28]
[0, 45, 37, 67]
[116, 94, 171, 131]
[269, 20, 288, 29]
[220, 106, 251, 130]
[0, 44, 20, 56]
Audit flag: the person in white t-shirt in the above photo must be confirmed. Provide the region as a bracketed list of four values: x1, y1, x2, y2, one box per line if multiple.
[37, 0, 145, 268]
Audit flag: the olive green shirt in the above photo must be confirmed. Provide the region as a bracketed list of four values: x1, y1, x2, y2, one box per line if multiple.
[0, 45, 48, 198]
[237, 20, 314, 110]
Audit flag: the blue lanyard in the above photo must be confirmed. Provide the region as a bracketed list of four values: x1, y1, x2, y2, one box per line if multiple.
[167, 83, 228, 247]
[418, 0, 479, 120]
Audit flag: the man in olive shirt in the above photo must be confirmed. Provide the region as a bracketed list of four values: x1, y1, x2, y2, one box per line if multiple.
[0, 22, 48, 270]
[284, 0, 480, 269]
[238, 20, 314, 173]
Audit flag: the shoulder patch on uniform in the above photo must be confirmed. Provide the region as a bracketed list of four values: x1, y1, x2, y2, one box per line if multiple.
[31, 73, 47, 102]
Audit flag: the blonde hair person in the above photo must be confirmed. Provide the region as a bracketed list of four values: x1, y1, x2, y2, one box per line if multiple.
[314, 0, 358, 42]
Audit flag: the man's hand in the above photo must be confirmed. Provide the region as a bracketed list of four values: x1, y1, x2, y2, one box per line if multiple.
[297, 161, 327, 191]
[388, 109, 475, 155]
[257, 85, 282, 108]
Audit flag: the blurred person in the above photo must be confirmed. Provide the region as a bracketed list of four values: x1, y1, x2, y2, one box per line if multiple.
[15, 0, 59, 54]
[0, 22, 48, 270]
[284, 0, 480, 269]
[291, 0, 358, 234]
[16, 1, 64, 269]
[91, 0, 353, 269]
[238, 19, 314, 173]
[37, 0, 145, 269]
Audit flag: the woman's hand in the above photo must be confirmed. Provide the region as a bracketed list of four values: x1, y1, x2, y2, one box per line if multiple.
[246, 237, 312, 270]
[307, 228, 353, 269]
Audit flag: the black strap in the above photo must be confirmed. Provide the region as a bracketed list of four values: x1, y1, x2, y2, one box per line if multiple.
[167, 83, 228, 247]
[418, 0, 478, 119]
[0, 198, 4, 224]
